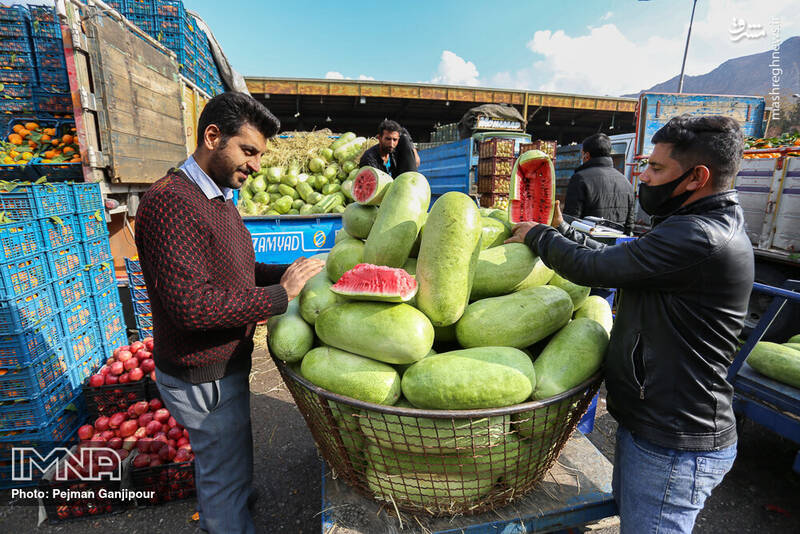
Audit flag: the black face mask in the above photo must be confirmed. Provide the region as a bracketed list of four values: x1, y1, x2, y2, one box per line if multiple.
[638, 166, 696, 217]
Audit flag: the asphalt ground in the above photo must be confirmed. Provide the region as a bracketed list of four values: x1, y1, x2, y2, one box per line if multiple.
[1, 327, 798, 533]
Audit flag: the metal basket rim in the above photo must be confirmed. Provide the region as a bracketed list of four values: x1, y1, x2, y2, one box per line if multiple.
[276, 356, 603, 419]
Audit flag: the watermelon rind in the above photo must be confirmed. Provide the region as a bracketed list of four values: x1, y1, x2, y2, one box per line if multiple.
[508, 150, 555, 225]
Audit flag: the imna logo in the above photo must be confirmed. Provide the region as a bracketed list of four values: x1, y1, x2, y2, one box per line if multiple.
[313, 231, 326, 248]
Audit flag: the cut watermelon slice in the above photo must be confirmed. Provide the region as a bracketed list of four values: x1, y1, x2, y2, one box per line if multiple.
[330, 263, 418, 303]
[352, 166, 393, 205]
[508, 150, 555, 224]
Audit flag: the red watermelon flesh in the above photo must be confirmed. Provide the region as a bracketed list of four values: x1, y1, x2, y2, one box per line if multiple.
[352, 167, 393, 205]
[330, 263, 417, 303]
[508, 150, 555, 224]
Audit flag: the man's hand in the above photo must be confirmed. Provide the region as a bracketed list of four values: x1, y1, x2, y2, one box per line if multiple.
[505, 222, 539, 244]
[551, 200, 563, 228]
[280, 257, 325, 300]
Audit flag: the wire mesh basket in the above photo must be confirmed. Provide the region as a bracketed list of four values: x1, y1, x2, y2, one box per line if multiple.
[275, 357, 601, 516]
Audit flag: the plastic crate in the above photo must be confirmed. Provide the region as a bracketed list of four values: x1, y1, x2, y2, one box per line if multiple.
[477, 175, 511, 195]
[155, 0, 183, 17]
[519, 141, 557, 160]
[39, 214, 79, 251]
[0, 315, 61, 368]
[155, 29, 182, 51]
[81, 237, 112, 265]
[0, 81, 33, 98]
[52, 271, 89, 309]
[0, 181, 73, 220]
[126, 0, 154, 16]
[92, 284, 120, 318]
[478, 157, 514, 178]
[0, 283, 57, 335]
[32, 37, 62, 55]
[29, 5, 56, 24]
[132, 299, 150, 315]
[130, 456, 196, 505]
[36, 67, 68, 88]
[130, 285, 149, 301]
[103, 0, 126, 12]
[126, 13, 154, 33]
[0, 162, 37, 181]
[0, 19, 28, 39]
[84, 376, 146, 418]
[0, 252, 48, 298]
[135, 312, 152, 330]
[138, 326, 152, 339]
[63, 324, 100, 366]
[85, 262, 115, 293]
[58, 297, 95, 338]
[0, 97, 35, 115]
[479, 138, 515, 159]
[479, 192, 509, 210]
[0, 6, 29, 22]
[29, 159, 81, 181]
[34, 50, 65, 71]
[0, 403, 83, 458]
[0, 39, 31, 55]
[99, 310, 124, 344]
[0, 51, 31, 69]
[0, 219, 44, 262]
[67, 348, 101, 389]
[33, 89, 71, 113]
[124, 257, 141, 273]
[0, 349, 68, 401]
[30, 20, 60, 40]
[102, 329, 127, 359]
[75, 210, 107, 241]
[0, 374, 74, 430]
[71, 182, 102, 213]
[46, 243, 84, 280]
[0, 68, 34, 84]
[127, 270, 145, 287]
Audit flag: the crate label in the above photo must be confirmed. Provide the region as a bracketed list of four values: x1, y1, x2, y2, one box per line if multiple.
[246, 217, 342, 264]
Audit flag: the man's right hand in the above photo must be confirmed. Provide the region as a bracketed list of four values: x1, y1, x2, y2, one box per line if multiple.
[280, 257, 325, 300]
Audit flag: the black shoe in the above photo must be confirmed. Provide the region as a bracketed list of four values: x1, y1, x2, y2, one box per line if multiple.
[247, 487, 260, 510]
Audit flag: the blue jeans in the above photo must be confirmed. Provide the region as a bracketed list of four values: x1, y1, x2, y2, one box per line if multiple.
[156, 369, 255, 534]
[613, 425, 736, 534]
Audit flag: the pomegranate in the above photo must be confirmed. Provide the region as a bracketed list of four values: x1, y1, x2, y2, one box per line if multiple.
[130, 401, 148, 416]
[105, 374, 119, 385]
[167, 439, 176, 448]
[100, 430, 116, 441]
[130, 341, 144, 353]
[149, 398, 162, 411]
[136, 437, 152, 453]
[77, 425, 94, 441]
[167, 427, 182, 441]
[113, 345, 128, 358]
[110, 361, 124, 375]
[122, 435, 138, 451]
[153, 409, 170, 424]
[134, 426, 147, 439]
[117, 350, 133, 362]
[106, 357, 115, 365]
[143, 337, 154, 351]
[123, 357, 138, 371]
[166, 416, 176, 428]
[149, 457, 162, 467]
[118, 373, 130, 384]
[132, 453, 150, 468]
[119, 420, 138, 438]
[174, 448, 191, 463]
[117, 449, 129, 461]
[88, 374, 104, 387]
[140, 358, 155, 373]
[133, 349, 148, 361]
[129, 368, 144, 381]
[107, 436, 123, 450]
[177, 437, 189, 448]
[150, 370, 156, 381]
[177, 443, 192, 453]
[109, 412, 126, 429]
[145, 420, 162, 436]
[138, 412, 153, 428]
[89, 433, 105, 445]
[183, 429, 190, 439]
[99, 365, 110, 376]
[94, 416, 110, 432]
[159, 445, 177, 462]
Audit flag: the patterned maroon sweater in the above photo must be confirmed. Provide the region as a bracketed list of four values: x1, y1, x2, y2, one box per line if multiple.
[135, 170, 288, 383]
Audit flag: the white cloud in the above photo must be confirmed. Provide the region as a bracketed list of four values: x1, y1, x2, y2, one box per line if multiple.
[431, 50, 481, 86]
[324, 71, 345, 79]
[358, 74, 375, 80]
[488, 0, 799, 96]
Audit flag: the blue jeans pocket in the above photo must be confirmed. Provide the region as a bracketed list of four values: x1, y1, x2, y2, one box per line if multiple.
[692, 454, 734, 505]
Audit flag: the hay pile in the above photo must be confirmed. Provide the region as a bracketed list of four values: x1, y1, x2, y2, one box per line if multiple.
[260, 130, 377, 169]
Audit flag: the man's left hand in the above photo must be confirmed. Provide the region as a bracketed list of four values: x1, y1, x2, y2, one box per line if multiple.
[505, 222, 539, 244]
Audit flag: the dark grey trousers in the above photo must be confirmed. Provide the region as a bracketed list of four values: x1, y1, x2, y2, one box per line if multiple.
[156, 368, 255, 534]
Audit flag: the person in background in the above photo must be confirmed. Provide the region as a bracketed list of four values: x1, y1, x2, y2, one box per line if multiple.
[135, 92, 324, 534]
[358, 118, 420, 176]
[563, 132, 636, 234]
[507, 115, 754, 534]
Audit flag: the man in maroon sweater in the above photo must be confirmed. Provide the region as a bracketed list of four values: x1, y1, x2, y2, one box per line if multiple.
[135, 92, 323, 533]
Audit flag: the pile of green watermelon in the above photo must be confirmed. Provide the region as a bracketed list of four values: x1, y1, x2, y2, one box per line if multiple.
[267, 170, 612, 511]
[238, 132, 366, 216]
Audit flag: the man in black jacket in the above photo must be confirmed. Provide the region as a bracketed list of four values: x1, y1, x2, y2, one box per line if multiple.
[358, 119, 420, 177]
[507, 115, 754, 533]
[563, 133, 636, 233]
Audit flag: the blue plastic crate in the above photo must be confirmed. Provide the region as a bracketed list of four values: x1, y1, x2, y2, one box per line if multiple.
[0, 373, 74, 431]
[71, 182, 102, 213]
[0, 349, 68, 401]
[36, 67, 67, 88]
[32, 37, 61, 55]
[126, 12, 154, 33]
[130, 285, 148, 301]
[99, 310, 124, 345]
[0, 51, 31, 69]
[81, 237, 112, 266]
[0, 252, 48, 298]
[155, 0, 183, 18]
[155, 29, 182, 51]
[0, 219, 44, 262]
[0, 68, 34, 84]
[127, 270, 145, 287]
[0, 181, 73, 220]
[0, 19, 29, 39]
[0, 6, 29, 22]
[126, 0, 154, 16]
[51, 271, 89, 310]
[124, 257, 141, 273]
[30, 19, 60, 40]
[132, 299, 150, 315]
[38, 214, 79, 251]
[29, 5, 56, 24]
[0, 315, 62, 368]
[30, 159, 81, 181]
[46, 243, 84, 281]
[0, 37, 32, 54]
[0, 403, 83, 457]
[67, 347, 102, 389]
[138, 326, 152, 339]
[135, 312, 152, 330]
[92, 284, 120, 318]
[0, 82, 33, 98]
[75, 210, 107, 241]
[62, 324, 100, 366]
[57, 297, 95, 338]
[85, 262, 115, 293]
[0, 283, 57, 335]
[33, 88, 71, 113]
[0, 97, 35, 115]
[102, 329, 127, 359]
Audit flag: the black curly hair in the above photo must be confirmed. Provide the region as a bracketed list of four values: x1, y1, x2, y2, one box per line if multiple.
[197, 91, 280, 146]
[652, 114, 744, 191]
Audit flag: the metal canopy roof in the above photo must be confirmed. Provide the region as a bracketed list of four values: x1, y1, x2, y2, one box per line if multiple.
[245, 77, 637, 144]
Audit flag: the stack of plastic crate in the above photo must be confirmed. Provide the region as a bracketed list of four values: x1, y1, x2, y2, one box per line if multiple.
[0, 5, 37, 118]
[124, 257, 151, 339]
[0, 181, 88, 489]
[28, 4, 72, 118]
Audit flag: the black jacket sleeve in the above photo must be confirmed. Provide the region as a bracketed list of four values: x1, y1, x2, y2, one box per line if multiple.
[358, 146, 382, 169]
[563, 174, 585, 218]
[625, 191, 636, 235]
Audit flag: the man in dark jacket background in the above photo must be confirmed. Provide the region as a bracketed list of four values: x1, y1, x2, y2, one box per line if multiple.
[507, 115, 754, 533]
[358, 119, 420, 177]
[563, 133, 636, 233]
